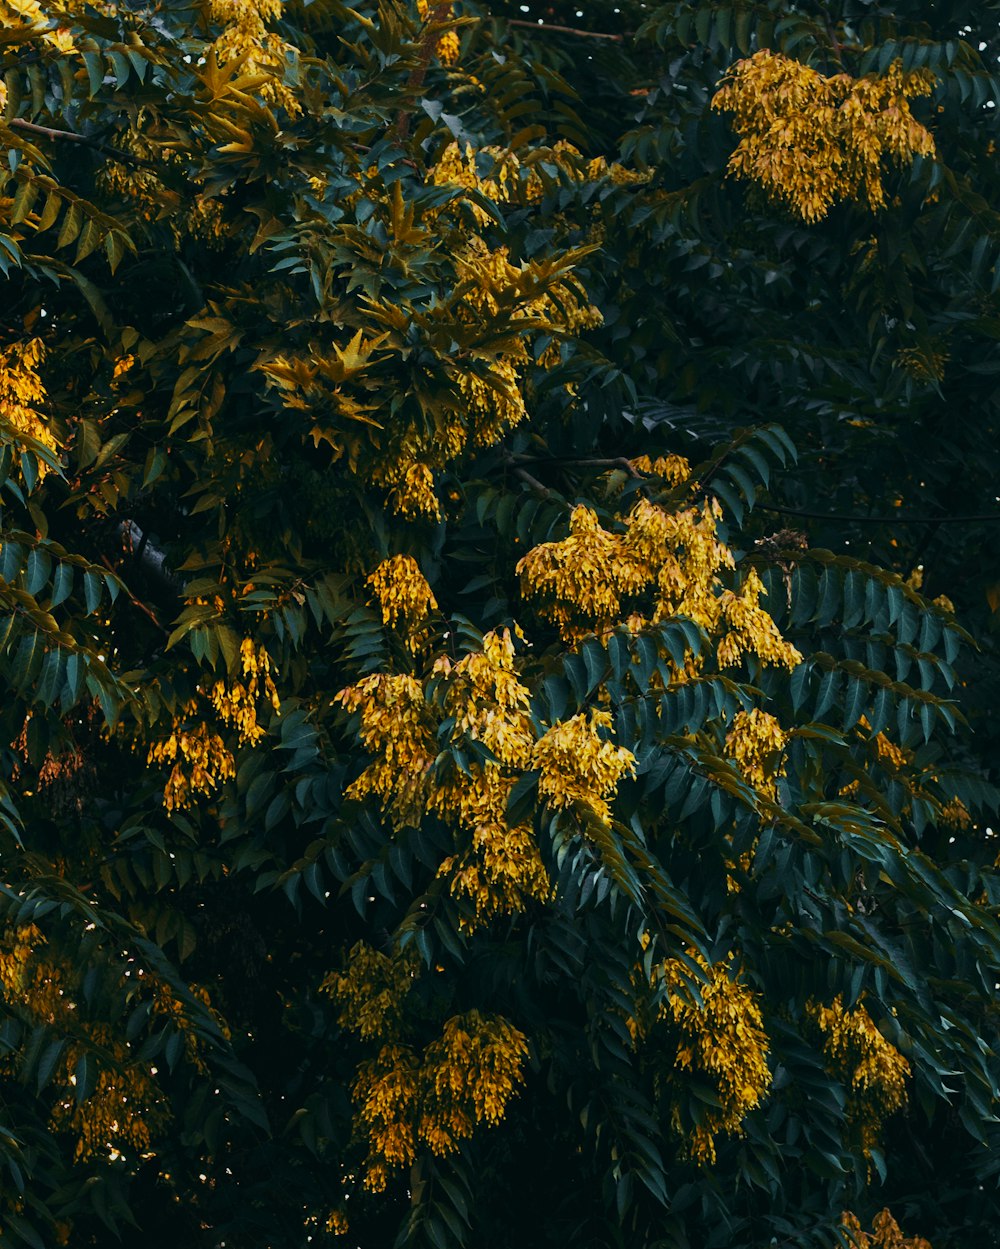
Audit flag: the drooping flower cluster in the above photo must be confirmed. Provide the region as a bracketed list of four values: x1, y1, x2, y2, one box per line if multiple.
[209, 637, 281, 746]
[658, 953, 773, 1164]
[322, 944, 528, 1193]
[808, 995, 910, 1154]
[841, 1208, 933, 1249]
[712, 50, 936, 222]
[367, 555, 438, 636]
[0, 338, 59, 474]
[518, 482, 801, 673]
[147, 721, 236, 812]
[338, 630, 554, 925]
[431, 629, 551, 923]
[724, 708, 787, 800]
[531, 709, 636, 827]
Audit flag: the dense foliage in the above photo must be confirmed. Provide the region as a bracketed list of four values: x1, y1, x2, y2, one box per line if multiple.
[2, 1, 1000, 1247]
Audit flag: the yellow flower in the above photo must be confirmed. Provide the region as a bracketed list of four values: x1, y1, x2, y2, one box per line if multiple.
[713, 51, 936, 222]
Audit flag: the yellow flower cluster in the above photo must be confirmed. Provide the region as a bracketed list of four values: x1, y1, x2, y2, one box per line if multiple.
[338, 631, 552, 925]
[416, 0, 459, 65]
[50, 1025, 171, 1162]
[532, 709, 635, 827]
[0, 337, 59, 475]
[431, 630, 551, 923]
[336, 673, 437, 828]
[323, 947, 528, 1189]
[518, 489, 801, 673]
[367, 554, 438, 634]
[842, 1209, 933, 1249]
[352, 1011, 528, 1190]
[712, 50, 937, 221]
[724, 708, 787, 800]
[0, 0, 76, 54]
[147, 721, 236, 811]
[209, 637, 281, 746]
[716, 567, 803, 670]
[321, 941, 419, 1043]
[0, 927, 171, 1161]
[657, 953, 772, 1164]
[206, 0, 301, 115]
[808, 995, 910, 1154]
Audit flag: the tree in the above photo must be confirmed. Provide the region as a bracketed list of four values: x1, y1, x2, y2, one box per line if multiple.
[1, 1, 999, 1247]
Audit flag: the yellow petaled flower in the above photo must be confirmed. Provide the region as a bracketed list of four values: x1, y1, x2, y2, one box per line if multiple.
[629, 453, 692, 486]
[209, 638, 280, 746]
[659, 952, 772, 1164]
[532, 709, 635, 827]
[808, 995, 910, 1155]
[206, 0, 301, 115]
[517, 504, 646, 640]
[841, 1208, 933, 1249]
[430, 630, 551, 925]
[0, 338, 59, 475]
[725, 708, 787, 800]
[146, 722, 236, 811]
[367, 554, 438, 633]
[325, 1210, 350, 1236]
[351, 1010, 528, 1189]
[335, 673, 437, 827]
[712, 50, 936, 222]
[321, 942, 419, 1043]
[717, 567, 803, 671]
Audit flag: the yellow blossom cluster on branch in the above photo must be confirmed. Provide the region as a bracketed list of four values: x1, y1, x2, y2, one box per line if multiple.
[205, 0, 301, 114]
[531, 709, 635, 827]
[842, 1208, 933, 1249]
[431, 629, 551, 923]
[517, 487, 801, 674]
[367, 554, 438, 641]
[322, 947, 527, 1192]
[352, 1012, 528, 1190]
[209, 637, 281, 746]
[338, 631, 553, 925]
[0, 337, 59, 474]
[724, 708, 787, 800]
[146, 721, 236, 811]
[712, 50, 937, 221]
[808, 995, 910, 1154]
[635, 952, 771, 1165]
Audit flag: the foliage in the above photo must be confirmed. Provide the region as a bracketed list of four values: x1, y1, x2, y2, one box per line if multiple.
[0, 1, 999, 1247]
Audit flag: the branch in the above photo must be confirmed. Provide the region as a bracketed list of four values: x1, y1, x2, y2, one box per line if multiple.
[117, 521, 184, 595]
[6, 118, 159, 170]
[759, 503, 1000, 525]
[505, 18, 626, 42]
[395, 2, 453, 142]
[510, 453, 649, 480]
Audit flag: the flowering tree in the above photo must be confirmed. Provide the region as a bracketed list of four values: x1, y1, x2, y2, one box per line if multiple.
[1, 2, 999, 1247]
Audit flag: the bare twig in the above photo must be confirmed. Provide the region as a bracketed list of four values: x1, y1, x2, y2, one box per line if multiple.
[100, 555, 168, 635]
[506, 18, 626, 42]
[7, 117, 159, 170]
[395, 1, 453, 142]
[510, 453, 649, 480]
[759, 502, 1000, 525]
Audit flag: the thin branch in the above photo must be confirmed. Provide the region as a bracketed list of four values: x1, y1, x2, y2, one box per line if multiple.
[7, 118, 158, 170]
[510, 453, 649, 480]
[395, 2, 452, 142]
[760, 502, 1000, 525]
[511, 465, 552, 498]
[506, 18, 625, 42]
[99, 556, 168, 636]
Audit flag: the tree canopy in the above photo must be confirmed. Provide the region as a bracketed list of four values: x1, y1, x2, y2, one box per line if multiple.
[2, 1, 1000, 1247]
